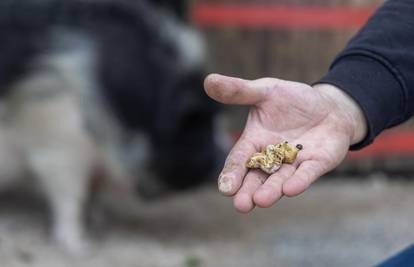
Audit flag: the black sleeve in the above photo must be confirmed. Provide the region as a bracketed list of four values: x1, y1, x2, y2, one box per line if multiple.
[317, 0, 414, 150]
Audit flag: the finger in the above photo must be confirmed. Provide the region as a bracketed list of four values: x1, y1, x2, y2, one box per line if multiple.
[218, 137, 257, 196]
[233, 170, 267, 213]
[204, 74, 268, 105]
[282, 160, 326, 197]
[253, 164, 296, 208]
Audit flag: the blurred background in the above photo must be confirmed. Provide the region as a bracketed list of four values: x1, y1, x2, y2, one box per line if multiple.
[192, 0, 414, 176]
[1, 1, 414, 267]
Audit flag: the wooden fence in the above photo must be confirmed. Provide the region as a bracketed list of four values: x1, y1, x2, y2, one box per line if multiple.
[187, 1, 414, 170]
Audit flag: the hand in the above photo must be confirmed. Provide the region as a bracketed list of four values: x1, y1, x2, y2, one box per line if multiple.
[204, 74, 367, 213]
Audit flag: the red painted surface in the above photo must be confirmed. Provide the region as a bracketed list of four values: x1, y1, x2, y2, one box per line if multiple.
[194, 3, 412, 160]
[348, 129, 414, 159]
[229, 129, 414, 159]
[191, 3, 377, 30]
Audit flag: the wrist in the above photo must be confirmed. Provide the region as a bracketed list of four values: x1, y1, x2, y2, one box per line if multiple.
[313, 83, 368, 145]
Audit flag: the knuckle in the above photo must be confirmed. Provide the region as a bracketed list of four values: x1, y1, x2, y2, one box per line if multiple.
[296, 174, 310, 187]
[267, 177, 284, 189]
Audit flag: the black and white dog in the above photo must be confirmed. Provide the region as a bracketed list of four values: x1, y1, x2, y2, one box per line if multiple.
[0, 0, 224, 253]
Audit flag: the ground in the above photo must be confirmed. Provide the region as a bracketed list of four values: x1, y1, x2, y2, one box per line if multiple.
[0, 175, 413, 267]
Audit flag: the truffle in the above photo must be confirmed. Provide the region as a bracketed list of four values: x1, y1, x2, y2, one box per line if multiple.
[246, 141, 303, 174]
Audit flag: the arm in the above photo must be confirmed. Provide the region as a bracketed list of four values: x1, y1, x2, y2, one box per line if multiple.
[313, 83, 367, 146]
[204, 0, 414, 213]
[204, 75, 363, 213]
[318, 0, 414, 149]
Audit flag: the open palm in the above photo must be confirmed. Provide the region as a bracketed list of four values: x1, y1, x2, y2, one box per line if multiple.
[204, 74, 362, 213]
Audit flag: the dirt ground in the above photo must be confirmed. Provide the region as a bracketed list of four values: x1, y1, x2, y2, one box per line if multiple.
[0, 175, 413, 267]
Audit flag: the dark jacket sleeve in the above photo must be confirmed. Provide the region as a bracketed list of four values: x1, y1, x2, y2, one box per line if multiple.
[317, 0, 414, 150]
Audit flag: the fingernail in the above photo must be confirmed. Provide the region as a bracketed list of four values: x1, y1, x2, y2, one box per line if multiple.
[218, 173, 234, 194]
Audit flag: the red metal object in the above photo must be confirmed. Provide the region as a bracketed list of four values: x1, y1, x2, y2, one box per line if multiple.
[191, 3, 377, 30]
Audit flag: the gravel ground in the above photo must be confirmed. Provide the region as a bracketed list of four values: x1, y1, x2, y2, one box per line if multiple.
[0, 175, 413, 267]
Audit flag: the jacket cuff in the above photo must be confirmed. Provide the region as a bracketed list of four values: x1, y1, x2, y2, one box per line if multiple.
[317, 54, 405, 150]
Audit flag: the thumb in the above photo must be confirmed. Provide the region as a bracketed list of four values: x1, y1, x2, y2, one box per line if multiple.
[204, 74, 268, 105]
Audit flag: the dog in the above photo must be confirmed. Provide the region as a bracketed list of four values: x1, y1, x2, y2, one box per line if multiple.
[0, 0, 224, 254]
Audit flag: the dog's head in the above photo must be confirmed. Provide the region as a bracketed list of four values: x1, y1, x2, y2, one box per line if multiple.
[92, 1, 224, 191]
[0, 0, 224, 193]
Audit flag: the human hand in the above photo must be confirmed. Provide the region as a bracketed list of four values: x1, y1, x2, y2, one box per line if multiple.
[204, 74, 367, 213]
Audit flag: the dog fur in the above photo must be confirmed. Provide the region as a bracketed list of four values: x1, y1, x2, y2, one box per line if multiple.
[0, 0, 223, 254]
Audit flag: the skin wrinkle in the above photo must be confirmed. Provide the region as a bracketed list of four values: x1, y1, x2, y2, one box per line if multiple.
[219, 137, 256, 195]
[238, 169, 268, 204]
[258, 79, 274, 105]
[283, 103, 355, 196]
[240, 130, 266, 152]
[264, 89, 328, 133]
[251, 84, 268, 105]
[266, 174, 285, 188]
[222, 84, 240, 103]
[254, 165, 295, 207]
[316, 84, 365, 144]
[204, 74, 368, 211]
